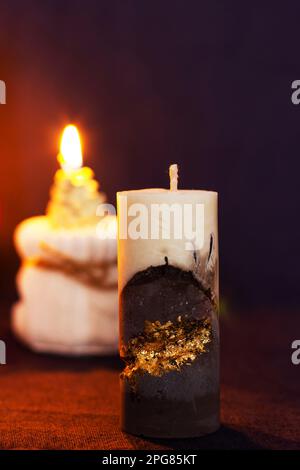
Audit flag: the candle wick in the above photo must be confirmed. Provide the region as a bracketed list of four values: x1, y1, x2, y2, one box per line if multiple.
[169, 164, 178, 191]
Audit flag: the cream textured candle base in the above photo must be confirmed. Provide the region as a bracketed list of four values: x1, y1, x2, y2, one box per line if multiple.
[13, 216, 118, 356]
[12, 304, 118, 355]
[12, 266, 118, 356]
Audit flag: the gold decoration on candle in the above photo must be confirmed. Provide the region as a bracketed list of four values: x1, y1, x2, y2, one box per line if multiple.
[47, 124, 105, 228]
[121, 316, 211, 381]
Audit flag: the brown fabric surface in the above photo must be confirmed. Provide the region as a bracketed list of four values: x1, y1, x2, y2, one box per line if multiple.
[0, 305, 299, 450]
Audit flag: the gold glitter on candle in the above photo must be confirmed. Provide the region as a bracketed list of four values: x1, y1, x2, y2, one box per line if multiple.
[121, 316, 211, 380]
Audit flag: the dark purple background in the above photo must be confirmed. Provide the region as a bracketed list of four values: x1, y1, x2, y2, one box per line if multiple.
[0, 1, 299, 308]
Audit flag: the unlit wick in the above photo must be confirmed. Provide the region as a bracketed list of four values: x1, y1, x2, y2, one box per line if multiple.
[169, 163, 178, 191]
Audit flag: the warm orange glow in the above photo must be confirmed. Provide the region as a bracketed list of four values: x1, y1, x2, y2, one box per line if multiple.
[58, 124, 83, 171]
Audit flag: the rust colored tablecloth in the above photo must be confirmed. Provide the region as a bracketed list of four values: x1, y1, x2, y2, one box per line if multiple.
[0, 305, 299, 450]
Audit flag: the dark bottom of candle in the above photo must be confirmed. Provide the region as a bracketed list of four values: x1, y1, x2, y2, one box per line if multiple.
[121, 397, 219, 439]
[120, 263, 219, 438]
[120, 363, 220, 438]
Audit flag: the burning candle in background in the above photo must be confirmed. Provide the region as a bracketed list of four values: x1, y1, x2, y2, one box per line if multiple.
[12, 124, 118, 356]
[47, 125, 105, 228]
[117, 165, 219, 438]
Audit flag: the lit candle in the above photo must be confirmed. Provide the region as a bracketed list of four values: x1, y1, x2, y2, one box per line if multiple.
[12, 124, 118, 356]
[117, 165, 219, 438]
[47, 124, 105, 228]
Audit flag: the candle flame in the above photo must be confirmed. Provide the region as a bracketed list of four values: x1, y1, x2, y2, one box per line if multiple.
[58, 124, 83, 171]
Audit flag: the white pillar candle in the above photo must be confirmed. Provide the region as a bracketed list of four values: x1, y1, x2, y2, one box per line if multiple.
[117, 164, 219, 438]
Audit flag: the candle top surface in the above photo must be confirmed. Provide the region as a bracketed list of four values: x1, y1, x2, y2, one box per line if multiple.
[118, 165, 217, 196]
[117, 188, 218, 196]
